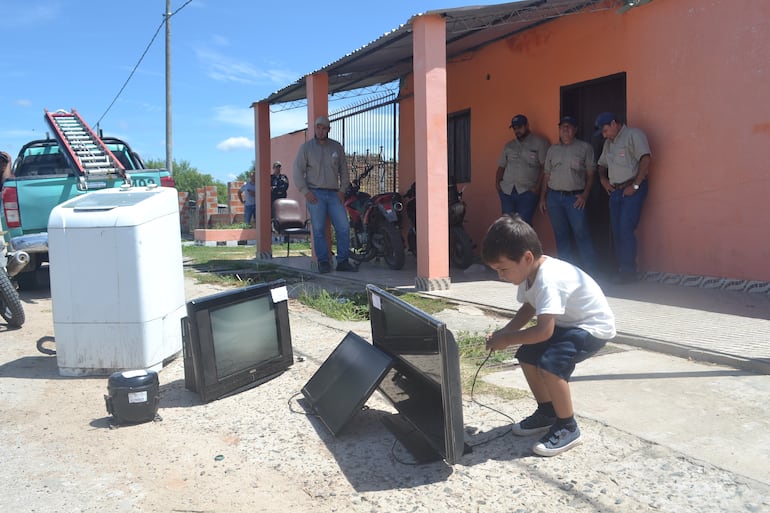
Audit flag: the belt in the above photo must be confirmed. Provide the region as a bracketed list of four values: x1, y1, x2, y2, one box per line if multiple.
[548, 187, 583, 195]
[611, 178, 646, 188]
[312, 187, 339, 192]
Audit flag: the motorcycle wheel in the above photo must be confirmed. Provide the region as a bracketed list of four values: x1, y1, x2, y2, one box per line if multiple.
[450, 225, 474, 270]
[379, 224, 406, 270]
[349, 228, 376, 263]
[0, 270, 25, 327]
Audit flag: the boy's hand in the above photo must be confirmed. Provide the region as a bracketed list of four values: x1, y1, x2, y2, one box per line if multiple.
[485, 332, 509, 351]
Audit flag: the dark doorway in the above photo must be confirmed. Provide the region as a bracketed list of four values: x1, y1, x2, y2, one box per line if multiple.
[561, 72, 626, 273]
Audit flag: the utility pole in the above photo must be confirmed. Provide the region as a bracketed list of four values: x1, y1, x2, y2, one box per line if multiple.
[165, 0, 173, 173]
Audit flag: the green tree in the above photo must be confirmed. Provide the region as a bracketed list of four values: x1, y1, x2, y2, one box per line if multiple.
[145, 158, 227, 204]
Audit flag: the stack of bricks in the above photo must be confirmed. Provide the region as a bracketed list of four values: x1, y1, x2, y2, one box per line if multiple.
[177, 191, 191, 233]
[196, 185, 220, 229]
[230, 181, 245, 224]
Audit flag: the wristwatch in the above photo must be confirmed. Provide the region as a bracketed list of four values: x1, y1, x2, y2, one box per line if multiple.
[632, 183, 640, 190]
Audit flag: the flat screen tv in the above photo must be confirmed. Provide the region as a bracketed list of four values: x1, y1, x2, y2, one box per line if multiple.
[366, 284, 468, 465]
[181, 279, 293, 403]
[301, 331, 393, 436]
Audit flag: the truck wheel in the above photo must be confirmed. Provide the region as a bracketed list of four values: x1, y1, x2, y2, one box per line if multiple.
[0, 270, 25, 328]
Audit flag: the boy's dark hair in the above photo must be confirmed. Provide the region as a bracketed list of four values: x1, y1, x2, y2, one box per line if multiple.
[481, 214, 543, 263]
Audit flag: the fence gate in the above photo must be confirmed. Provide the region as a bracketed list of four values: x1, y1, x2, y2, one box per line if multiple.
[327, 92, 399, 196]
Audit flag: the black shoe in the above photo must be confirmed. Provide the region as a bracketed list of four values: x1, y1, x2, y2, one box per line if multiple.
[318, 261, 332, 274]
[511, 410, 557, 436]
[335, 260, 358, 272]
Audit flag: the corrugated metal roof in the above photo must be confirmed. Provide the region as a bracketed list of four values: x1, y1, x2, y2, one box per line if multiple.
[262, 0, 617, 105]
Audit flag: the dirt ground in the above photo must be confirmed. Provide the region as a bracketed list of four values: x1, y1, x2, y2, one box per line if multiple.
[1, 276, 768, 513]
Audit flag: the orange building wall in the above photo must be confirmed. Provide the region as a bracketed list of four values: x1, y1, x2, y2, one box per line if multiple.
[399, 0, 770, 281]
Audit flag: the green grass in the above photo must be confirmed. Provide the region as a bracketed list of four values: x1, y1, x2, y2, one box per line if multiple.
[297, 289, 370, 321]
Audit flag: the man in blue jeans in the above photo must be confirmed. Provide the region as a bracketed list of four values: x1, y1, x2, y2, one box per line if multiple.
[595, 112, 651, 284]
[292, 115, 357, 274]
[495, 114, 549, 225]
[539, 116, 598, 276]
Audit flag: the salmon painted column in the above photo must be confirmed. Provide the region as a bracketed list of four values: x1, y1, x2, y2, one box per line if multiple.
[413, 14, 450, 291]
[253, 101, 273, 259]
[306, 72, 332, 270]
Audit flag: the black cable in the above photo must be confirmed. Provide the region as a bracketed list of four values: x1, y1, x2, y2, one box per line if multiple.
[466, 348, 515, 448]
[94, 0, 193, 127]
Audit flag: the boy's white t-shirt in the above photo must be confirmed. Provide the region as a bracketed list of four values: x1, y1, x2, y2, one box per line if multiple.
[517, 256, 616, 340]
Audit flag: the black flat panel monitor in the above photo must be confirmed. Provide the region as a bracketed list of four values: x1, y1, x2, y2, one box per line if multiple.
[366, 284, 467, 465]
[181, 279, 294, 403]
[301, 331, 394, 436]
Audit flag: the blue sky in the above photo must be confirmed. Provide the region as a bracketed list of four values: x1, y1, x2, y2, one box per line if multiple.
[1, 0, 502, 184]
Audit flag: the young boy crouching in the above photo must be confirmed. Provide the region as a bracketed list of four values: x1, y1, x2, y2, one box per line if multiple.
[482, 215, 616, 456]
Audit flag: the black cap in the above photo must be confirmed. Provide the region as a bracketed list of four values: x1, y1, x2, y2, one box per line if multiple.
[559, 115, 578, 127]
[509, 114, 528, 128]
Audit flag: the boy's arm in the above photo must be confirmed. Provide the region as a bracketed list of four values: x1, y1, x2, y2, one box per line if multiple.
[486, 308, 556, 351]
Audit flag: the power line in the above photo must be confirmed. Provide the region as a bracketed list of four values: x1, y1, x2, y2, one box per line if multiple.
[94, 0, 193, 128]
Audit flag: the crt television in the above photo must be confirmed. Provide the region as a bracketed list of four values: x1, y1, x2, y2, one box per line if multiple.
[301, 331, 393, 436]
[366, 284, 468, 465]
[181, 279, 294, 403]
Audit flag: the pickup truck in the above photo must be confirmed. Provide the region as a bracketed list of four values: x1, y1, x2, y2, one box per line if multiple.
[1, 136, 175, 289]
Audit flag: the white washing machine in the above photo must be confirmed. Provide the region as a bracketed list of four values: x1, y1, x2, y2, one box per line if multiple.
[48, 185, 185, 376]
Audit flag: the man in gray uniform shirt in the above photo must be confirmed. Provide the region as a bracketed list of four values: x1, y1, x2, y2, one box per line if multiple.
[495, 114, 549, 225]
[595, 112, 651, 284]
[293, 115, 357, 273]
[539, 116, 598, 275]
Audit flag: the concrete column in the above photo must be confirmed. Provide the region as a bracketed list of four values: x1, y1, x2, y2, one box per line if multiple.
[253, 101, 273, 260]
[413, 14, 451, 291]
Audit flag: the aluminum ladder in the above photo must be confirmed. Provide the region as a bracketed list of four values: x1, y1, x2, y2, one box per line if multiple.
[44, 109, 130, 189]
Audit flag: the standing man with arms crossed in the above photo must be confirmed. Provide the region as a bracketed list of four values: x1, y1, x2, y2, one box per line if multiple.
[539, 116, 599, 276]
[270, 160, 289, 218]
[595, 112, 651, 284]
[293, 115, 358, 274]
[495, 114, 549, 226]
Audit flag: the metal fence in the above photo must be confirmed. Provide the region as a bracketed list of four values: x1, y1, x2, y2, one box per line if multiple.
[327, 92, 399, 196]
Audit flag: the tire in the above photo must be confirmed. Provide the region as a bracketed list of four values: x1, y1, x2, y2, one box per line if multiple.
[0, 270, 25, 328]
[379, 224, 405, 270]
[450, 225, 474, 269]
[349, 228, 376, 263]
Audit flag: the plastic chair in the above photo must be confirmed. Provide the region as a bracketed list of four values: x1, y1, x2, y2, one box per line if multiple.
[272, 199, 310, 257]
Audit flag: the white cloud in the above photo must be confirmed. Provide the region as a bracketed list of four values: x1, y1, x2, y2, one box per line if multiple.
[216, 136, 254, 151]
[14, 99, 33, 107]
[195, 46, 298, 86]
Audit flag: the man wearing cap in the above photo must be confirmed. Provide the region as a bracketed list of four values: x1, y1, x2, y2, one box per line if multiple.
[293, 115, 357, 273]
[495, 114, 549, 225]
[595, 112, 651, 283]
[270, 160, 289, 218]
[238, 171, 257, 226]
[539, 116, 598, 275]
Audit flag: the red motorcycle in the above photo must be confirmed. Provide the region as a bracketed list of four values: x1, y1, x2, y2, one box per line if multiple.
[344, 164, 406, 270]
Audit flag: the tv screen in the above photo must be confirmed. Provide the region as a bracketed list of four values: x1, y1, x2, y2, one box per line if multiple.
[366, 284, 467, 465]
[301, 331, 393, 436]
[182, 279, 293, 402]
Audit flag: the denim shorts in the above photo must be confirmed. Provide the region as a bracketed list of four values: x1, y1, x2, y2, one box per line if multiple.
[515, 326, 608, 380]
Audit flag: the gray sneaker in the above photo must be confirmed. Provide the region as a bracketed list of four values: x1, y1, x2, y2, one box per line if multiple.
[511, 411, 556, 436]
[532, 424, 582, 457]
